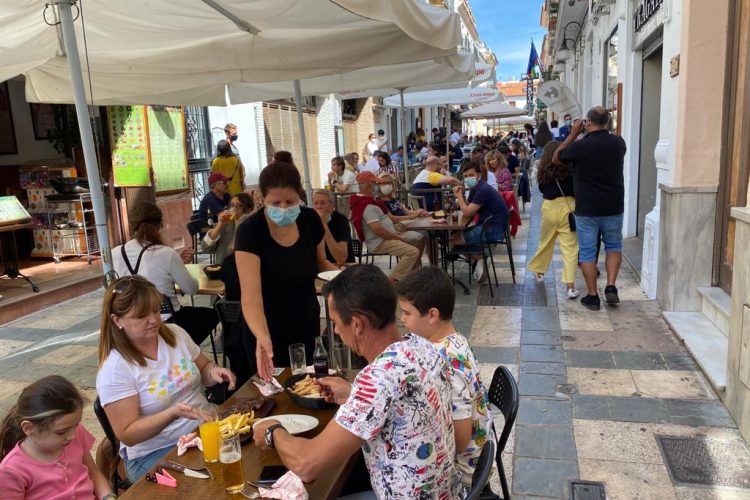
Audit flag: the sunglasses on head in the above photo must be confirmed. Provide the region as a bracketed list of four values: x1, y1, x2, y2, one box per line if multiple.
[112, 275, 150, 294]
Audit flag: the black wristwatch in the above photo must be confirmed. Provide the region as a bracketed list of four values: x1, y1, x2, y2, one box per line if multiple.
[264, 423, 286, 449]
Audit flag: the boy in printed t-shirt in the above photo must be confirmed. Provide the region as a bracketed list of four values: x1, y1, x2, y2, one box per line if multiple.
[396, 266, 495, 488]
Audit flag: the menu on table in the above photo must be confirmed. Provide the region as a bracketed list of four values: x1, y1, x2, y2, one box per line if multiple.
[147, 106, 189, 193]
[109, 105, 151, 187]
[0, 196, 32, 226]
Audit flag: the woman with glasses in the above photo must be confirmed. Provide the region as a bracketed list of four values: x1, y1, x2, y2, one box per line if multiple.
[201, 192, 255, 263]
[112, 202, 216, 346]
[96, 276, 236, 481]
[234, 162, 340, 381]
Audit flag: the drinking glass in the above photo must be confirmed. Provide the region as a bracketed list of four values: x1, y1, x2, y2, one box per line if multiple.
[220, 433, 245, 493]
[197, 403, 220, 463]
[288, 343, 306, 374]
[332, 341, 351, 373]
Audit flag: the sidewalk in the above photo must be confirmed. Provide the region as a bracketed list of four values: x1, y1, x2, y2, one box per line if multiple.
[0, 194, 748, 499]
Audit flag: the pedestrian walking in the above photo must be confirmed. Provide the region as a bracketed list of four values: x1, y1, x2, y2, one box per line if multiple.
[527, 141, 580, 299]
[553, 106, 627, 310]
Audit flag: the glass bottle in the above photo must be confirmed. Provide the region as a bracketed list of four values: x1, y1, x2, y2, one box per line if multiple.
[313, 336, 329, 375]
[207, 208, 214, 227]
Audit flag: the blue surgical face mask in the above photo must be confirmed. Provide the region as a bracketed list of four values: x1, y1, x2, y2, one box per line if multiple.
[464, 177, 478, 189]
[267, 204, 301, 227]
[565, 120, 572, 127]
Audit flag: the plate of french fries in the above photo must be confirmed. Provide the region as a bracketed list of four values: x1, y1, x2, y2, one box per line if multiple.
[218, 410, 258, 441]
[282, 373, 337, 410]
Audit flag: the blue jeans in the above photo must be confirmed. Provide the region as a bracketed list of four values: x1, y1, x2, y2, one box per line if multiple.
[125, 445, 174, 482]
[575, 213, 624, 262]
[464, 224, 504, 245]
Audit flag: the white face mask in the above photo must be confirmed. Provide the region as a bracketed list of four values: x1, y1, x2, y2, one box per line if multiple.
[380, 184, 394, 196]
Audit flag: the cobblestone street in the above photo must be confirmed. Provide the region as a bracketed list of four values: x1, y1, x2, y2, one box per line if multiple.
[0, 193, 749, 499]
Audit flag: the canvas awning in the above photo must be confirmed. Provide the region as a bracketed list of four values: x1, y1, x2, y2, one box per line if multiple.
[460, 101, 528, 119]
[382, 87, 500, 108]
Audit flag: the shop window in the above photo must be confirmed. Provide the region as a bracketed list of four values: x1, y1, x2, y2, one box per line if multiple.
[184, 106, 212, 161]
[341, 99, 357, 119]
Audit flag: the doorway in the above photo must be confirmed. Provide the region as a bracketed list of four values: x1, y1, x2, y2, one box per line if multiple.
[637, 47, 663, 237]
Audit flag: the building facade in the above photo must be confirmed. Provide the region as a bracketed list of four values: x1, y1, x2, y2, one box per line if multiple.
[542, 0, 750, 440]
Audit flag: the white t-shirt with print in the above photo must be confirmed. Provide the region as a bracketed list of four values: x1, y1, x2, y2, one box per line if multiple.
[335, 334, 462, 499]
[340, 169, 359, 194]
[96, 324, 207, 460]
[434, 332, 494, 487]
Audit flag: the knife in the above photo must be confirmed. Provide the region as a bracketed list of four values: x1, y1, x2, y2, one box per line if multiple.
[158, 460, 212, 479]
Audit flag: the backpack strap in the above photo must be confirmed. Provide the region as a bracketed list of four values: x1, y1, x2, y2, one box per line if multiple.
[121, 242, 155, 275]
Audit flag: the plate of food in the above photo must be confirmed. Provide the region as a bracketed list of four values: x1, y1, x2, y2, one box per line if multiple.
[218, 397, 276, 445]
[283, 373, 337, 410]
[432, 210, 446, 219]
[253, 414, 320, 435]
[317, 270, 342, 282]
[203, 265, 222, 280]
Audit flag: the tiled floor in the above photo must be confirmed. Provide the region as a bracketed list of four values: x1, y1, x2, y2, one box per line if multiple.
[0, 190, 748, 499]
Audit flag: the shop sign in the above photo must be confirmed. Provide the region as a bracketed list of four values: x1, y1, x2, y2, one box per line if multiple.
[634, 0, 663, 32]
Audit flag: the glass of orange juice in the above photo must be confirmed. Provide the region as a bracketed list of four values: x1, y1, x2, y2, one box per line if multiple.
[197, 403, 220, 463]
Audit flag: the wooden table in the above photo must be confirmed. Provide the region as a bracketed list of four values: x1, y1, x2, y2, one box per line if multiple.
[178, 263, 225, 296]
[120, 369, 357, 499]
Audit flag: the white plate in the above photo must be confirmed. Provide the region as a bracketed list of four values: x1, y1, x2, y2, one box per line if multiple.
[305, 366, 336, 375]
[317, 270, 342, 282]
[253, 414, 319, 435]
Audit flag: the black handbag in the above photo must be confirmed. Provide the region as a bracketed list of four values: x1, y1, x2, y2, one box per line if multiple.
[555, 180, 576, 232]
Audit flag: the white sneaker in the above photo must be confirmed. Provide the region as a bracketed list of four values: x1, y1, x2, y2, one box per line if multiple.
[534, 273, 545, 283]
[473, 262, 486, 283]
[567, 288, 580, 300]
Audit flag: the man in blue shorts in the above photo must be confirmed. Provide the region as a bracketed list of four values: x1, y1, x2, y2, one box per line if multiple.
[554, 106, 627, 310]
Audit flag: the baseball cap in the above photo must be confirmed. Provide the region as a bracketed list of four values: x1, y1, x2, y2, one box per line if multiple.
[208, 172, 229, 185]
[356, 171, 382, 184]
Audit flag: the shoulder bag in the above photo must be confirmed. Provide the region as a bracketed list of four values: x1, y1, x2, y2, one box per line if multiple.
[555, 179, 576, 232]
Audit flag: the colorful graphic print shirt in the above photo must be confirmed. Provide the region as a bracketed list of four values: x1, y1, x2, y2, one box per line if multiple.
[335, 334, 463, 499]
[434, 332, 494, 487]
[96, 324, 207, 459]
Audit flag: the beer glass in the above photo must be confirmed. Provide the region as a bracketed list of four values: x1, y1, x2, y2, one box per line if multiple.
[220, 433, 245, 493]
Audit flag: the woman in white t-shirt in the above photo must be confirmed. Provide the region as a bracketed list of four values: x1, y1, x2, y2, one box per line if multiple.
[96, 275, 236, 482]
[328, 156, 359, 194]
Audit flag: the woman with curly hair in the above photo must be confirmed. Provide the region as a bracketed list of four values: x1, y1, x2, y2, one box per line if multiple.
[527, 141, 580, 299]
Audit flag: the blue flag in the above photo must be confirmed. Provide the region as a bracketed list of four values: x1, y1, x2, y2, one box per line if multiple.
[527, 41, 540, 79]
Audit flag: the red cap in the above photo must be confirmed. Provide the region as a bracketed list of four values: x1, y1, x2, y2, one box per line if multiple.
[208, 172, 229, 185]
[356, 171, 382, 184]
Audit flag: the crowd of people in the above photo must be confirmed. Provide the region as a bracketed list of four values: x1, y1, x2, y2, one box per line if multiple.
[0, 106, 627, 498]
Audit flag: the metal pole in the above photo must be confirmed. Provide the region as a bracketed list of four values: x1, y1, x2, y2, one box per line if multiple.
[55, 0, 112, 274]
[399, 89, 409, 187]
[293, 80, 314, 204]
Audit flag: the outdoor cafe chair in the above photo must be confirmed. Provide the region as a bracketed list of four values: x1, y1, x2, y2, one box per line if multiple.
[407, 193, 427, 211]
[466, 440, 497, 500]
[487, 366, 519, 500]
[94, 397, 132, 493]
[348, 220, 393, 268]
[214, 299, 242, 368]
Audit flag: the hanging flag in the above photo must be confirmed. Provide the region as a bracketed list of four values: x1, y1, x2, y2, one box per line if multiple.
[526, 41, 540, 80]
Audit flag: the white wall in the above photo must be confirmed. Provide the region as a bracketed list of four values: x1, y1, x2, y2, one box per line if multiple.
[208, 102, 266, 185]
[0, 78, 65, 167]
[316, 94, 337, 187]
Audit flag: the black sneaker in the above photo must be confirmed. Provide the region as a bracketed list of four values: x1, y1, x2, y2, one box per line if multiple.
[581, 294, 601, 311]
[605, 285, 620, 304]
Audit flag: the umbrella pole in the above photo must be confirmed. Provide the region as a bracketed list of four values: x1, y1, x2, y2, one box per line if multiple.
[293, 80, 314, 204]
[399, 88, 409, 188]
[55, 0, 112, 274]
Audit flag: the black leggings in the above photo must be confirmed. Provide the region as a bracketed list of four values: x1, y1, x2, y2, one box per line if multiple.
[172, 306, 217, 346]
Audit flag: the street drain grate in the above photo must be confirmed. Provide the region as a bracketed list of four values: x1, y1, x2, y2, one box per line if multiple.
[656, 436, 750, 489]
[477, 283, 547, 306]
[570, 480, 606, 500]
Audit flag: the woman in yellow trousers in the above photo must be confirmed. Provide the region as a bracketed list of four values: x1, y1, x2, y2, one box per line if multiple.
[527, 141, 580, 299]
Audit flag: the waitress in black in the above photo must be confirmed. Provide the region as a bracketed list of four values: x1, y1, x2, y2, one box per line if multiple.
[234, 161, 339, 380]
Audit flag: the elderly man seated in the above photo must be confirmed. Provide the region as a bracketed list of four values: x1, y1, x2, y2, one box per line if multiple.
[411, 155, 462, 211]
[350, 172, 425, 282]
[198, 172, 231, 222]
[253, 265, 463, 499]
[312, 189, 354, 265]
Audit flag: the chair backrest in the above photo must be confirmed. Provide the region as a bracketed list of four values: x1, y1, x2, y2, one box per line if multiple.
[488, 365, 519, 453]
[186, 219, 205, 236]
[214, 299, 242, 328]
[466, 440, 496, 500]
[160, 294, 176, 320]
[93, 397, 119, 459]
[407, 193, 426, 211]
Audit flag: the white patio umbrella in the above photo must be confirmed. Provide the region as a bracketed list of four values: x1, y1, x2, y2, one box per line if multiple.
[460, 101, 528, 119]
[382, 87, 501, 108]
[2, 0, 462, 273]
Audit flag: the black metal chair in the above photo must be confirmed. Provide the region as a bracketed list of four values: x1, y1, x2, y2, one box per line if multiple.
[487, 366, 519, 500]
[214, 299, 242, 367]
[93, 397, 132, 492]
[466, 440, 497, 500]
[186, 219, 205, 264]
[348, 220, 393, 268]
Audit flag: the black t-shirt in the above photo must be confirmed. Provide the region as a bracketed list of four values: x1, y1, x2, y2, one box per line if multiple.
[558, 130, 627, 216]
[326, 211, 354, 264]
[233, 207, 324, 362]
[538, 174, 575, 200]
[507, 154, 520, 172]
[198, 191, 231, 221]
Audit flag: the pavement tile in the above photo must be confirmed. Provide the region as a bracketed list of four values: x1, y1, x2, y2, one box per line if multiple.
[665, 400, 737, 427]
[519, 373, 566, 397]
[567, 368, 638, 397]
[566, 350, 616, 368]
[562, 331, 620, 351]
[616, 330, 683, 352]
[512, 457, 578, 498]
[606, 300, 664, 320]
[11, 314, 92, 330]
[0, 380, 29, 405]
[0, 339, 33, 359]
[515, 425, 577, 460]
[648, 422, 746, 441]
[521, 345, 565, 363]
[672, 487, 750, 500]
[631, 370, 715, 400]
[470, 327, 521, 348]
[578, 459, 677, 500]
[613, 351, 668, 370]
[517, 398, 572, 426]
[521, 362, 566, 376]
[660, 352, 698, 370]
[571, 394, 611, 420]
[522, 307, 561, 331]
[473, 346, 518, 365]
[33, 345, 98, 366]
[573, 419, 662, 464]
[558, 305, 613, 332]
[606, 396, 670, 423]
[471, 305, 523, 332]
[521, 330, 562, 345]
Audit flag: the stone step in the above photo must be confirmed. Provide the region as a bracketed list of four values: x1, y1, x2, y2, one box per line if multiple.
[663, 311, 727, 393]
[698, 286, 730, 337]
